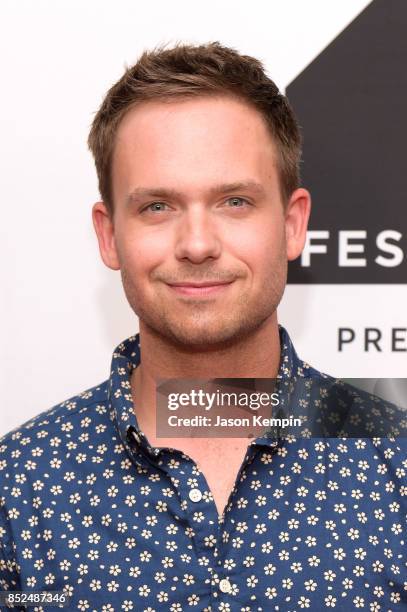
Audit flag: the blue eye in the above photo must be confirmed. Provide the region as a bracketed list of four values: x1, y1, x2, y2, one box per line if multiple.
[226, 197, 249, 208]
[144, 202, 168, 212]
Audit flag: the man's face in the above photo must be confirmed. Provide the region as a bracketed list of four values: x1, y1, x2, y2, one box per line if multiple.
[95, 96, 308, 349]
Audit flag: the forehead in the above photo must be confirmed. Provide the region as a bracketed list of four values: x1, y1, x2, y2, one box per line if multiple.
[111, 95, 279, 200]
[115, 95, 276, 154]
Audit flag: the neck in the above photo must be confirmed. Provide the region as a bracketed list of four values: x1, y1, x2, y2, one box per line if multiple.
[131, 314, 281, 438]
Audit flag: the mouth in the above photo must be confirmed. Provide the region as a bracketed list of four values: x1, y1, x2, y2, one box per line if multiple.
[166, 280, 234, 297]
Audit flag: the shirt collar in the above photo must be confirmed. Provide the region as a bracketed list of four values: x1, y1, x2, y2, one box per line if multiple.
[109, 325, 305, 462]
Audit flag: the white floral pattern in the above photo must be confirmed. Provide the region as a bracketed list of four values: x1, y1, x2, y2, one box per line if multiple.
[0, 326, 406, 611]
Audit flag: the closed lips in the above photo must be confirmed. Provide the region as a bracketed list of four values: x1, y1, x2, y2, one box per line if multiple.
[168, 281, 233, 287]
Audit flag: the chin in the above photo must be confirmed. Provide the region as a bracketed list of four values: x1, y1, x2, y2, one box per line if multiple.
[169, 324, 238, 349]
[135, 292, 280, 350]
[154, 314, 269, 352]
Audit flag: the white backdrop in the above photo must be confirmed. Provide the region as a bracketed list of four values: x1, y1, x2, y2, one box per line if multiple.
[2, 0, 405, 436]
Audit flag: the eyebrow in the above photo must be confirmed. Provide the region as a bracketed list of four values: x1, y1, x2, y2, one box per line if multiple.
[125, 180, 266, 206]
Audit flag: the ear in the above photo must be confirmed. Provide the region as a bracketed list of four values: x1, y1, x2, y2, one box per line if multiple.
[284, 188, 311, 261]
[92, 201, 121, 270]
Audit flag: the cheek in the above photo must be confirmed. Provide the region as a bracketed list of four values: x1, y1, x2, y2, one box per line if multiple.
[227, 220, 285, 268]
[116, 229, 170, 275]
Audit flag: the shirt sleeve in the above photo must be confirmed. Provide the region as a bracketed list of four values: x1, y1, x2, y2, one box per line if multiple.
[0, 502, 20, 592]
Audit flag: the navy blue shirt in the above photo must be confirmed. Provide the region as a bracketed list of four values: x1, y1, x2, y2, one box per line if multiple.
[1, 326, 406, 611]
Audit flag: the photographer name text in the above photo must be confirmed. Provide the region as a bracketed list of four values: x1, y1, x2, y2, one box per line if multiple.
[168, 414, 302, 428]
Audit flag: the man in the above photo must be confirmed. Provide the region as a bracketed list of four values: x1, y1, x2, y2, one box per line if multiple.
[1, 42, 405, 611]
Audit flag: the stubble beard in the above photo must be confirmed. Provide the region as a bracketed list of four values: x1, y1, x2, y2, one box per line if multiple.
[120, 259, 287, 352]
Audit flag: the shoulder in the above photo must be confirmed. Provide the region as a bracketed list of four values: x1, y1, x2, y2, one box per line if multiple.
[0, 379, 110, 467]
[290, 356, 407, 440]
[0, 380, 111, 578]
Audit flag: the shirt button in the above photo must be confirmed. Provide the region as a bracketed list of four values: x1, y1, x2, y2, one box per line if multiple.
[219, 578, 232, 594]
[189, 488, 202, 502]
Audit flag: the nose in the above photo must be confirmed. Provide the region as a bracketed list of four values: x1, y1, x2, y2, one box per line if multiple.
[174, 205, 222, 263]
